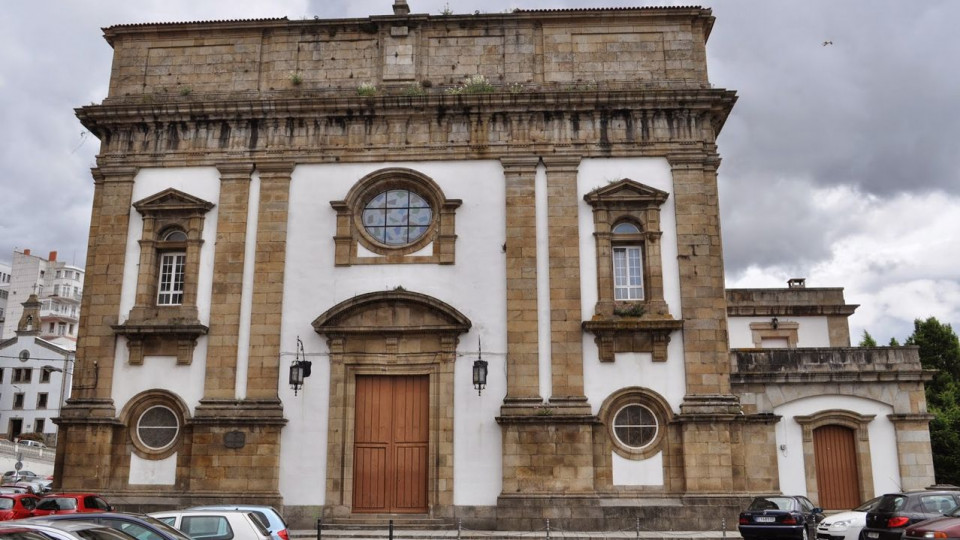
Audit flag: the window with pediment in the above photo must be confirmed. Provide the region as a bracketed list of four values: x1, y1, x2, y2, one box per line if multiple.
[113, 188, 213, 366]
[331, 168, 461, 265]
[582, 179, 682, 362]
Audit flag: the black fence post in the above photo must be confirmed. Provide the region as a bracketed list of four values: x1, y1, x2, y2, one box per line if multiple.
[389, 519, 394, 540]
[316, 518, 322, 540]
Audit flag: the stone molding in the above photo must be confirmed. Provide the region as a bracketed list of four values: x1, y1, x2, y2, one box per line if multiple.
[794, 409, 876, 506]
[330, 167, 461, 265]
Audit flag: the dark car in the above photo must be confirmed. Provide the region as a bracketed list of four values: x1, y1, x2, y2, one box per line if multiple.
[861, 491, 960, 540]
[739, 495, 824, 540]
[32, 494, 111, 516]
[0, 495, 40, 521]
[903, 510, 960, 539]
[28, 512, 193, 540]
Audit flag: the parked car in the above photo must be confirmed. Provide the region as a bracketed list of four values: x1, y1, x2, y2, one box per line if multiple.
[16, 441, 47, 450]
[29, 512, 193, 540]
[7, 519, 138, 540]
[187, 506, 288, 540]
[33, 494, 112, 516]
[813, 496, 880, 540]
[861, 490, 960, 540]
[0, 494, 41, 521]
[738, 495, 824, 540]
[1, 472, 40, 484]
[903, 509, 960, 539]
[149, 510, 271, 540]
[0, 525, 52, 540]
[0, 488, 29, 495]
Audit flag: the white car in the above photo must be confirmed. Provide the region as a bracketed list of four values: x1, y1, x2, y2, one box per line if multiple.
[149, 510, 271, 540]
[815, 496, 881, 540]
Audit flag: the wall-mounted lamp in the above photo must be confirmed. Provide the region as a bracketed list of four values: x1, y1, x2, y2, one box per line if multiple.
[472, 337, 488, 396]
[771, 317, 779, 330]
[289, 336, 312, 396]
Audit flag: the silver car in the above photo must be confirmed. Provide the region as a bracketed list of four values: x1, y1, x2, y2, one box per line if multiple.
[149, 510, 271, 540]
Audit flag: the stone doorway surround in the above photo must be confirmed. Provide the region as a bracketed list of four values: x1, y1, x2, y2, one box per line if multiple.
[312, 290, 471, 519]
[794, 409, 875, 506]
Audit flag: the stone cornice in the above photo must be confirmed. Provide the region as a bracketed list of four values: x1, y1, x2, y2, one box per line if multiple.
[727, 305, 859, 317]
[78, 89, 736, 167]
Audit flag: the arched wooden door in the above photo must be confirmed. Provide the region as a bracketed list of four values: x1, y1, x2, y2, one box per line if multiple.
[353, 375, 429, 513]
[814, 425, 860, 509]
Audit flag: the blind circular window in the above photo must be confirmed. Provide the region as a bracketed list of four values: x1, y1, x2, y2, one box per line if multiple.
[137, 405, 180, 450]
[612, 404, 658, 450]
[361, 189, 433, 246]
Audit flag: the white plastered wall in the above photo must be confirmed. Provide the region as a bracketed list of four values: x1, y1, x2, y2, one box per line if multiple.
[728, 316, 832, 348]
[278, 161, 507, 507]
[113, 168, 220, 485]
[577, 158, 685, 487]
[774, 395, 901, 499]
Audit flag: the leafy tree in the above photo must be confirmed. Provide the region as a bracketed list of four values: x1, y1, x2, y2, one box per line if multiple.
[889, 337, 900, 346]
[859, 330, 877, 347]
[906, 317, 960, 484]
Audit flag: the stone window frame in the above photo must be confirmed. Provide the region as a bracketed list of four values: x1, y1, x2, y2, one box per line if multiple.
[331, 168, 461, 266]
[113, 188, 213, 366]
[599, 387, 673, 461]
[794, 409, 875, 506]
[749, 320, 799, 348]
[583, 179, 670, 319]
[120, 390, 190, 461]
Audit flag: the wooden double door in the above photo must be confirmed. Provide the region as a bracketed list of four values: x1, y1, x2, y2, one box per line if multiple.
[814, 425, 860, 510]
[353, 375, 429, 513]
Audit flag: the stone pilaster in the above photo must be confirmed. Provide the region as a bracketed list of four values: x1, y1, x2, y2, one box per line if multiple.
[204, 163, 254, 400]
[53, 165, 135, 489]
[543, 156, 589, 412]
[500, 157, 542, 414]
[246, 162, 294, 400]
[669, 151, 742, 493]
[889, 413, 936, 490]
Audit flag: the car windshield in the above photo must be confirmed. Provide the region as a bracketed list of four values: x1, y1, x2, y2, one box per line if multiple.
[132, 516, 194, 540]
[748, 497, 796, 511]
[0, 500, 13, 510]
[854, 497, 882, 512]
[37, 498, 78, 510]
[0, 531, 53, 540]
[75, 528, 140, 540]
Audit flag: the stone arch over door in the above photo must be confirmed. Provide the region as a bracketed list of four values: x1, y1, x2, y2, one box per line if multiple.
[794, 409, 875, 509]
[312, 290, 471, 519]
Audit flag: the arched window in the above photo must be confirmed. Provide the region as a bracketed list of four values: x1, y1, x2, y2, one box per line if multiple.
[612, 221, 644, 301]
[156, 228, 187, 306]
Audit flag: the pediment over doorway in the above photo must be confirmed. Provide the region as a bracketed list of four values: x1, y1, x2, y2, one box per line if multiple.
[311, 289, 472, 336]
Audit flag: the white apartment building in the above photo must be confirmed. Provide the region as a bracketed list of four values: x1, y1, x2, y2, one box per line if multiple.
[0, 293, 73, 445]
[0, 262, 10, 339]
[0, 250, 83, 349]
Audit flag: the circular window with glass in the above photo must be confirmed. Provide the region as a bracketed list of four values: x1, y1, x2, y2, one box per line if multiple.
[361, 189, 434, 246]
[612, 403, 659, 450]
[136, 405, 180, 451]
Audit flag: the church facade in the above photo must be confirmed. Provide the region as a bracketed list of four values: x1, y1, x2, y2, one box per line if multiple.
[59, 3, 934, 530]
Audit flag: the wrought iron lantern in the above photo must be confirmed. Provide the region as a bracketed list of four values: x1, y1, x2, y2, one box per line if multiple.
[473, 337, 488, 396]
[289, 336, 312, 396]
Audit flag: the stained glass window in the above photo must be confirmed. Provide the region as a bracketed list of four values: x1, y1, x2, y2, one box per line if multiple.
[362, 189, 433, 245]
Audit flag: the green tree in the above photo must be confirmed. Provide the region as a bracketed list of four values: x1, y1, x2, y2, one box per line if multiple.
[906, 317, 960, 484]
[889, 337, 900, 346]
[858, 330, 877, 347]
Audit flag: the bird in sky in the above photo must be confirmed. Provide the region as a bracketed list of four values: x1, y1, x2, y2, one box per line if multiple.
[822, 40, 834, 46]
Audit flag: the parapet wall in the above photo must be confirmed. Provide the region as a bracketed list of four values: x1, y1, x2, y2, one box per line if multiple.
[100, 7, 713, 100]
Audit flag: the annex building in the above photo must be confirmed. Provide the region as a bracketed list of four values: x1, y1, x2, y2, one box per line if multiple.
[59, 2, 934, 530]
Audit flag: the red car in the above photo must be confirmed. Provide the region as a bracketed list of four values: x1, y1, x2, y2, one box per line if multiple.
[903, 512, 960, 539]
[0, 494, 40, 520]
[32, 493, 112, 516]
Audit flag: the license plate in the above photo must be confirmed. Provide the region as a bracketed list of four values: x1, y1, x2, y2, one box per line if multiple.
[866, 533, 879, 539]
[755, 516, 775, 523]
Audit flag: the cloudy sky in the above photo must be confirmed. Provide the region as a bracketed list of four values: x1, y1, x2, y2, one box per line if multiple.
[1, 0, 957, 344]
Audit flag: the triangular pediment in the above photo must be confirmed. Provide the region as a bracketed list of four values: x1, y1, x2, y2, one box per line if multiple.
[133, 188, 215, 215]
[584, 179, 669, 207]
[313, 290, 471, 335]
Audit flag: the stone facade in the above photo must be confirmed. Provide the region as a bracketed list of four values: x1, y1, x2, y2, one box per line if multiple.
[58, 3, 933, 532]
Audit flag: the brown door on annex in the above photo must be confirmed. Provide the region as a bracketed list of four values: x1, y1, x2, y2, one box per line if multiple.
[353, 375, 429, 513]
[814, 425, 860, 510]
